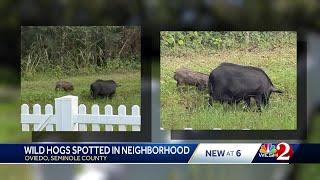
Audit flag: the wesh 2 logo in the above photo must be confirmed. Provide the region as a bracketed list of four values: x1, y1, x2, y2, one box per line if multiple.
[259, 142, 294, 160]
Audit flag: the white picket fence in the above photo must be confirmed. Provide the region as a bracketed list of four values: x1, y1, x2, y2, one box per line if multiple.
[21, 95, 141, 132]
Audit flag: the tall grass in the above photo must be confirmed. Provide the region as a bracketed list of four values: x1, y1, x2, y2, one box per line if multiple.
[160, 31, 296, 130]
[21, 26, 141, 80]
[161, 31, 296, 57]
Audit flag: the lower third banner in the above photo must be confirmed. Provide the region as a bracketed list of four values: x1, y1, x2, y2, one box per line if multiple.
[0, 143, 318, 163]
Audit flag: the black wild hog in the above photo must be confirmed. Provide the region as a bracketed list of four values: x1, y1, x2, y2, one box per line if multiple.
[208, 63, 283, 111]
[90, 79, 118, 99]
[55, 81, 74, 92]
[174, 68, 209, 91]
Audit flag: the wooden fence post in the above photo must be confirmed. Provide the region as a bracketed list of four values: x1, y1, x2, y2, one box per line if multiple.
[55, 95, 78, 131]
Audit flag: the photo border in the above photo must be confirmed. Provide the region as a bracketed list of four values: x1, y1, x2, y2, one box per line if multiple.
[32, 26, 152, 142]
[157, 29, 307, 140]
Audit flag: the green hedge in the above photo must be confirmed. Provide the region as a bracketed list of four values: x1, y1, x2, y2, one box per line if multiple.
[161, 31, 296, 55]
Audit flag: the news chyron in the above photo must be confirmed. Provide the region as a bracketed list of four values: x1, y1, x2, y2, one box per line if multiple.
[4, 143, 299, 164]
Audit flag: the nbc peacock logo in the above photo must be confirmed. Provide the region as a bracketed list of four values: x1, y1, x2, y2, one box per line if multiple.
[258, 144, 278, 158]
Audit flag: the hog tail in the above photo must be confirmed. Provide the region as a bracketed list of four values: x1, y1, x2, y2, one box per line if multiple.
[271, 86, 283, 93]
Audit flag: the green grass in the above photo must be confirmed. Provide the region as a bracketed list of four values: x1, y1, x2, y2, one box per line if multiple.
[160, 47, 297, 130]
[21, 71, 141, 131]
[0, 101, 30, 142]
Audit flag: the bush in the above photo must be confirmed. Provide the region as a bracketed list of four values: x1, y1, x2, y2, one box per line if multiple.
[21, 26, 141, 79]
[161, 31, 296, 56]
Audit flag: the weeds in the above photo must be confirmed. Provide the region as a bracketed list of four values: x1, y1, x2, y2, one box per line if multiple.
[21, 26, 141, 80]
[160, 32, 297, 130]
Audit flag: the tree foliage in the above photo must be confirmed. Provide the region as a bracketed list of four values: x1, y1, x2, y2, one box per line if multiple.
[161, 31, 296, 56]
[21, 26, 140, 79]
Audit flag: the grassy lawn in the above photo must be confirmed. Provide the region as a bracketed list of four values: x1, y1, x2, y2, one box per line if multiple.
[21, 71, 141, 131]
[160, 48, 296, 130]
[0, 101, 30, 142]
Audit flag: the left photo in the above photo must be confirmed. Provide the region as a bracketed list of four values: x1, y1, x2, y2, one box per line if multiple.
[21, 26, 141, 132]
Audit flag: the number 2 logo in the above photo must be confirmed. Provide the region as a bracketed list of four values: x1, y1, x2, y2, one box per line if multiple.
[276, 142, 293, 160]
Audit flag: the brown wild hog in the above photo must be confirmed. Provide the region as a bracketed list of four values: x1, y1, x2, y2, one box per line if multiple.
[55, 80, 74, 92]
[173, 67, 209, 91]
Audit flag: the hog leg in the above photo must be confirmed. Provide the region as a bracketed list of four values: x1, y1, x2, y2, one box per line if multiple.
[254, 95, 262, 112]
[196, 83, 201, 91]
[176, 80, 181, 87]
[108, 92, 115, 99]
[65, 87, 71, 92]
[91, 90, 97, 99]
[245, 97, 251, 107]
[243, 97, 251, 110]
[176, 81, 184, 92]
[262, 93, 270, 106]
[208, 97, 213, 106]
[262, 96, 267, 106]
[196, 83, 206, 91]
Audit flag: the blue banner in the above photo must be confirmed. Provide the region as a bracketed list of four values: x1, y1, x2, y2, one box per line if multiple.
[0, 144, 197, 163]
[0, 143, 319, 163]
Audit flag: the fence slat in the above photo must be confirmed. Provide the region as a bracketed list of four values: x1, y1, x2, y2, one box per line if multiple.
[45, 104, 54, 131]
[91, 105, 100, 131]
[22, 124, 30, 131]
[78, 104, 87, 131]
[118, 105, 127, 131]
[104, 105, 113, 131]
[73, 115, 139, 124]
[33, 104, 41, 131]
[21, 104, 30, 131]
[131, 105, 140, 131]
[21, 96, 142, 132]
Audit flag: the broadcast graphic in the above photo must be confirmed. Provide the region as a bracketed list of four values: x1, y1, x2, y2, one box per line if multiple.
[2, 1, 320, 179]
[0, 143, 315, 164]
[252, 143, 296, 163]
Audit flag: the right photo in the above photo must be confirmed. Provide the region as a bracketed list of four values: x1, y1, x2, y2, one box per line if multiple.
[160, 31, 297, 130]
